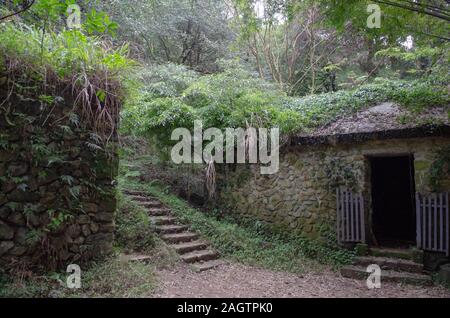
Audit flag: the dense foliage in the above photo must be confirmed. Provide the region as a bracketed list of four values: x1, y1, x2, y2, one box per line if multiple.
[0, 23, 131, 77]
[3, 1, 448, 144]
[122, 61, 449, 151]
[2, 0, 448, 172]
[229, 0, 450, 95]
[95, 0, 233, 72]
[0, 15, 133, 141]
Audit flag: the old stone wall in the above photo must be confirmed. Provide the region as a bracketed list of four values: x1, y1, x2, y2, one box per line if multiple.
[0, 97, 118, 270]
[218, 137, 450, 240]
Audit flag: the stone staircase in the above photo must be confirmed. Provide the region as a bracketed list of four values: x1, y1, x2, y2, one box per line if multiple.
[340, 247, 432, 285]
[123, 189, 223, 272]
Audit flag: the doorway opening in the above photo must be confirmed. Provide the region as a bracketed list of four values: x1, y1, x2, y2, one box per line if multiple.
[370, 155, 416, 248]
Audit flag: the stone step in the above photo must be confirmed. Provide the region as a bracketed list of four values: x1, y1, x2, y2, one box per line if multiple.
[123, 189, 148, 196]
[150, 216, 177, 226]
[125, 189, 221, 272]
[139, 201, 163, 209]
[121, 254, 152, 263]
[369, 247, 420, 262]
[155, 225, 189, 234]
[122, 190, 150, 197]
[181, 250, 219, 264]
[171, 241, 208, 254]
[129, 195, 155, 202]
[192, 260, 224, 272]
[146, 208, 171, 216]
[162, 232, 199, 244]
[340, 265, 432, 286]
[354, 256, 423, 274]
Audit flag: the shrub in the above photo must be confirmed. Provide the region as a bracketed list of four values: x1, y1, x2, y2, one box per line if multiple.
[115, 193, 155, 252]
[0, 22, 134, 142]
[136, 63, 200, 98]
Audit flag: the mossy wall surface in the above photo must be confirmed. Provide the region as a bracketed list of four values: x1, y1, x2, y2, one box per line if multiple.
[218, 137, 450, 240]
[0, 96, 118, 270]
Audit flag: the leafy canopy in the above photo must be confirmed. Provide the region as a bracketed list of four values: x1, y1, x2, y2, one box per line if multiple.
[122, 60, 449, 151]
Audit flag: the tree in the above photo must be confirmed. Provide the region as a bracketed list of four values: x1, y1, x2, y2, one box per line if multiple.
[96, 0, 234, 72]
[321, 0, 449, 42]
[314, 0, 448, 83]
[230, 0, 351, 95]
[0, 0, 36, 22]
[372, 0, 450, 22]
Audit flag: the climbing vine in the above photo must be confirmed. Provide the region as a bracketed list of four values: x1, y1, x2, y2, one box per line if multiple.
[429, 146, 450, 192]
[323, 156, 362, 191]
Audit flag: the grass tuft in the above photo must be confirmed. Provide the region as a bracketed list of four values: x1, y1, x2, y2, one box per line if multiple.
[0, 22, 134, 143]
[0, 255, 157, 298]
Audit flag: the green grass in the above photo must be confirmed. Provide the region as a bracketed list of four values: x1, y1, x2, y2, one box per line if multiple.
[0, 234, 181, 298]
[119, 169, 355, 274]
[0, 179, 176, 298]
[115, 192, 156, 253]
[0, 253, 158, 298]
[0, 22, 132, 81]
[431, 273, 450, 291]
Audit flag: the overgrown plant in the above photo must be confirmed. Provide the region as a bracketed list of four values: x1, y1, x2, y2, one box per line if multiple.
[429, 146, 450, 192]
[0, 21, 133, 143]
[323, 157, 362, 192]
[115, 192, 155, 252]
[122, 62, 449, 161]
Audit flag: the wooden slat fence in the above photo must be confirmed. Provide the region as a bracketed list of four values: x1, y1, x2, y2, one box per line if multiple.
[336, 187, 365, 244]
[416, 192, 449, 256]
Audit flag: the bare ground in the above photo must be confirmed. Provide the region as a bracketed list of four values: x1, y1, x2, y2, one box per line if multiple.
[151, 261, 450, 298]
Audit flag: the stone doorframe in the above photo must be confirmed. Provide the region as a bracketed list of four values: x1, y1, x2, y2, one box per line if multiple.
[362, 152, 416, 247]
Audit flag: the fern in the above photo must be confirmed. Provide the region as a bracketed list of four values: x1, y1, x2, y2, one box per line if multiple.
[85, 142, 103, 152]
[69, 186, 81, 199]
[60, 175, 75, 186]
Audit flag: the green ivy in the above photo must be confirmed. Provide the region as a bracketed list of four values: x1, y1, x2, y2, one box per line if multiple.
[323, 157, 361, 192]
[429, 146, 450, 192]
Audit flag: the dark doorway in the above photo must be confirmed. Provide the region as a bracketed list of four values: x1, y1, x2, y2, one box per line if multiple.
[371, 155, 416, 247]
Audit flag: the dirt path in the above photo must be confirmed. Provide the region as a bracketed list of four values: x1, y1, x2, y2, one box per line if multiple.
[152, 261, 450, 298]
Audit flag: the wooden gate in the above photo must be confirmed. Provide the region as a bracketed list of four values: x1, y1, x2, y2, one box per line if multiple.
[416, 192, 449, 256]
[336, 187, 366, 244]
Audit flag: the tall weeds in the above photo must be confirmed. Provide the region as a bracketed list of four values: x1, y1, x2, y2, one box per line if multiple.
[0, 22, 133, 143]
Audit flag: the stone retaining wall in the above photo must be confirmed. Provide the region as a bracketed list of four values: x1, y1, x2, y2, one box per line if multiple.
[0, 96, 118, 270]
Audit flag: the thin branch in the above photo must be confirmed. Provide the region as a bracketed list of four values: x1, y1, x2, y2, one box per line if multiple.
[396, 0, 450, 15]
[0, 0, 36, 22]
[403, 26, 450, 42]
[372, 0, 450, 22]
[383, 12, 450, 41]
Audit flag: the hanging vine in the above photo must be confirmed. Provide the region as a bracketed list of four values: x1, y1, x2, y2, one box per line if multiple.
[428, 146, 450, 192]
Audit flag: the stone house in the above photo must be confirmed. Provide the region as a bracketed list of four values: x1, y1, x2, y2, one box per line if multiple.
[218, 103, 450, 263]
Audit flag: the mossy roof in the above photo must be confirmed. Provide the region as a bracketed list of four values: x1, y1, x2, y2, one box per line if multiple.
[292, 102, 450, 146]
